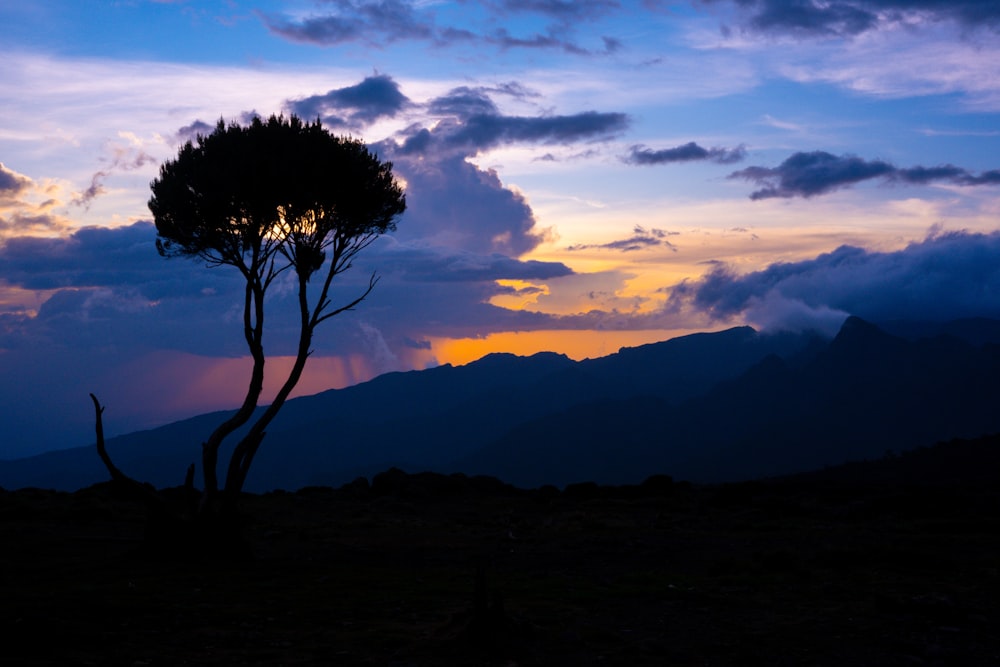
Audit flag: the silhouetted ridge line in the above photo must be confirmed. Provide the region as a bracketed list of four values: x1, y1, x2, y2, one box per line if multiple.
[3, 317, 1000, 491]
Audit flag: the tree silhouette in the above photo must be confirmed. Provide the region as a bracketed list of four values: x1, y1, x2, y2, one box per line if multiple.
[94, 114, 405, 517]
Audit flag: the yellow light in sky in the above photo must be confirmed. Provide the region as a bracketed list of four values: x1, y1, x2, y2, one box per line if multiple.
[489, 278, 550, 310]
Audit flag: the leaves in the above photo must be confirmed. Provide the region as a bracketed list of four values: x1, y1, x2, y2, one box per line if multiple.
[149, 114, 405, 279]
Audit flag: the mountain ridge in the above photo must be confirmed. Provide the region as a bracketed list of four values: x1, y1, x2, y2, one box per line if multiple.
[3, 316, 1000, 491]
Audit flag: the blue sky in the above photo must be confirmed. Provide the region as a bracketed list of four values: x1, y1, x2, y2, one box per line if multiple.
[1, 0, 999, 457]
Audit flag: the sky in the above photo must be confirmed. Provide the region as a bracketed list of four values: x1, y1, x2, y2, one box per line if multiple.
[2, 0, 1000, 458]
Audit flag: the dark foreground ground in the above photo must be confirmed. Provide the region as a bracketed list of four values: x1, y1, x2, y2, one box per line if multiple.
[2, 438, 1000, 666]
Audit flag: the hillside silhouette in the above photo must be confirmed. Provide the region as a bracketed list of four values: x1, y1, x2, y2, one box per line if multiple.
[2, 435, 999, 665]
[3, 316, 1000, 491]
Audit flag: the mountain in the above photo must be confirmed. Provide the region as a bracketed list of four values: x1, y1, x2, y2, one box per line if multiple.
[458, 316, 1000, 486]
[2, 317, 999, 491]
[0, 325, 817, 491]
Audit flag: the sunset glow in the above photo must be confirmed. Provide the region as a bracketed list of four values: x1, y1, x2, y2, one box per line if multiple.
[430, 328, 705, 367]
[1, 1, 999, 457]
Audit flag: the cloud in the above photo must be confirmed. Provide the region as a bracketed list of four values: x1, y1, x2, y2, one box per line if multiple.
[373, 236, 573, 282]
[567, 225, 679, 252]
[353, 79, 627, 257]
[286, 74, 412, 128]
[668, 230, 1000, 332]
[176, 119, 215, 144]
[0, 163, 70, 236]
[0, 220, 576, 356]
[0, 163, 32, 200]
[501, 0, 622, 20]
[487, 27, 621, 55]
[0, 221, 249, 355]
[729, 151, 1000, 199]
[426, 83, 538, 118]
[704, 0, 1000, 37]
[625, 141, 747, 165]
[72, 135, 158, 208]
[427, 86, 502, 118]
[0, 221, 200, 294]
[401, 336, 432, 350]
[387, 154, 551, 256]
[397, 110, 628, 156]
[263, 0, 436, 47]
[263, 0, 625, 54]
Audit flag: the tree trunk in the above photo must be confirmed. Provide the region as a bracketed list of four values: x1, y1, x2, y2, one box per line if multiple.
[91, 393, 252, 560]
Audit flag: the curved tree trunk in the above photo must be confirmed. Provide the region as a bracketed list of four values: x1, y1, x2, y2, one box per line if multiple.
[224, 270, 315, 496]
[199, 274, 267, 506]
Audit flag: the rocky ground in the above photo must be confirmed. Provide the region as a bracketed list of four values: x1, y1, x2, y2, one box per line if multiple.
[2, 440, 999, 666]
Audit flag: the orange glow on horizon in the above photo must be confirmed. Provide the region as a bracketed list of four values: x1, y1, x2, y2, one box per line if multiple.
[429, 328, 702, 367]
[104, 330, 699, 431]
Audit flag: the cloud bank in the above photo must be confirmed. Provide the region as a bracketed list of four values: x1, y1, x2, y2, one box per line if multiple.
[669, 230, 1000, 333]
[729, 151, 1000, 199]
[567, 225, 679, 252]
[704, 0, 1000, 37]
[286, 74, 412, 129]
[625, 142, 746, 165]
[263, 0, 624, 55]
[0, 163, 69, 236]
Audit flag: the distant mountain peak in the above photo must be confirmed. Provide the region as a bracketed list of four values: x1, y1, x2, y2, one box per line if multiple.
[470, 350, 573, 367]
[833, 315, 893, 342]
[839, 315, 877, 333]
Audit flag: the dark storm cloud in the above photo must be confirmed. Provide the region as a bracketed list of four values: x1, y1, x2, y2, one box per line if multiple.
[729, 151, 1000, 199]
[0, 163, 31, 199]
[398, 111, 629, 155]
[263, 0, 435, 46]
[0, 219, 577, 358]
[387, 153, 549, 257]
[625, 142, 747, 165]
[427, 87, 501, 118]
[501, 0, 622, 20]
[401, 336, 432, 350]
[175, 120, 215, 144]
[287, 74, 411, 128]
[669, 230, 1000, 326]
[426, 83, 539, 118]
[702, 0, 1000, 37]
[0, 222, 191, 293]
[742, 0, 876, 35]
[263, 0, 624, 54]
[377, 243, 572, 282]
[730, 151, 893, 199]
[903, 167, 1000, 187]
[486, 27, 621, 55]
[277, 75, 625, 258]
[0, 222, 256, 357]
[567, 225, 679, 252]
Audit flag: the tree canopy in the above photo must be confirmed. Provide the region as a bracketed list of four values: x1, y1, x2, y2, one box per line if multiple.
[151, 114, 404, 278]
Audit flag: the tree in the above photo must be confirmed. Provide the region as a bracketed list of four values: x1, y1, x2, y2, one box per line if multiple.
[94, 114, 405, 517]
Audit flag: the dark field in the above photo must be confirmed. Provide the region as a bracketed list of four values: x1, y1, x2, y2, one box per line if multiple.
[3, 458, 999, 666]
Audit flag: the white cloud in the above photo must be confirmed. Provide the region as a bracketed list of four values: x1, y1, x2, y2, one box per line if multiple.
[782, 28, 1000, 110]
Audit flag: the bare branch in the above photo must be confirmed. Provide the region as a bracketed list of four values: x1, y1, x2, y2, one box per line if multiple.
[314, 273, 379, 326]
[90, 393, 165, 507]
